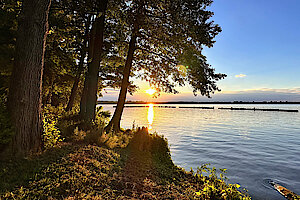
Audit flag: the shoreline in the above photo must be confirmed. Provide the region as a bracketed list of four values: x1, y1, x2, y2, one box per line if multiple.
[0, 128, 251, 199]
[98, 101, 300, 105]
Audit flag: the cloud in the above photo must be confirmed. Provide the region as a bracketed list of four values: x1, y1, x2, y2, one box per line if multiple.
[202, 88, 300, 102]
[245, 88, 300, 94]
[235, 74, 247, 78]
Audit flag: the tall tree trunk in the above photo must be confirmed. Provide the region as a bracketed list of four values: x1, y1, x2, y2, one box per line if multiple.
[105, 3, 144, 133]
[106, 35, 137, 133]
[65, 16, 91, 112]
[8, 0, 51, 156]
[65, 47, 87, 111]
[85, 17, 104, 121]
[79, 75, 88, 117]
[80, 2, 108, 121]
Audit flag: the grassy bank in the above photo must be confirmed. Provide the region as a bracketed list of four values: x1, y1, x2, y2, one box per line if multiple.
[0, 127, 251, 199]
[0, 129, 250, 199]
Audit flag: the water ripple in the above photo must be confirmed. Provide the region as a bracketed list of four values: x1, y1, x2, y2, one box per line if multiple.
[102, 104, 300, 199]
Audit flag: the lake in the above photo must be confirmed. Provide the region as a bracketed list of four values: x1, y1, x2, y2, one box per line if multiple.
[101, 103, 300, 200]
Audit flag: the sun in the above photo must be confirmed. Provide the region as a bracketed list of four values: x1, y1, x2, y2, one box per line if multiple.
[146, 88, 156, 95]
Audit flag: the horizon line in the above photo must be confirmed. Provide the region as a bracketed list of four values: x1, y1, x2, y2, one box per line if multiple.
[98, 100, 300, 104]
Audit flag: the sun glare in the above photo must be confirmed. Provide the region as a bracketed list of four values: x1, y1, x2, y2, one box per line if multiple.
[146, 88, 156, 95]
[147, 104, 154, 130]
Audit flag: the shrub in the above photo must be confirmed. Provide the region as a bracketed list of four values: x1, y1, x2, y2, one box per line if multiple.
[72, 127, 86, 141]
[56, 106, 110, 142]
[42, 105, 64, 149]
[194, 164, 251, 200]
[94, 106, 110, 127]
[101, 130, 133, 149]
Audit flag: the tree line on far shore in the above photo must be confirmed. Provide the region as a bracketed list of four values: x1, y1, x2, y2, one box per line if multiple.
[0, 0, 226, 157]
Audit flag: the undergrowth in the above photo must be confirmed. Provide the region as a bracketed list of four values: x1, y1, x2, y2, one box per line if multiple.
[42, 105, 111, 150]
[0, 120, 251, 199]
[193, 164, 250, 199]
[0, 145, 120, 199]
[0, 92, 14, 152]
[0, 144, 75, 193]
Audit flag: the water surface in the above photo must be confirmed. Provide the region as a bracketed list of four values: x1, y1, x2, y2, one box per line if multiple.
[101, 104, 300, 200]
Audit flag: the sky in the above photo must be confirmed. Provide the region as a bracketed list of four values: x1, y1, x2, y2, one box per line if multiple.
[101, 0, 300, 102]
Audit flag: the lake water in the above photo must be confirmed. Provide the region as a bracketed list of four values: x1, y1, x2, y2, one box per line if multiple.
[101, 104, 300, 199]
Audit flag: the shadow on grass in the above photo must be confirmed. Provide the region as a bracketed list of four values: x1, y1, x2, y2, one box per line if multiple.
[0, 128, 251, 199]
[0, 143, 76, 193]
[116, 127, 252, 199]
[113, 127, 196, 198]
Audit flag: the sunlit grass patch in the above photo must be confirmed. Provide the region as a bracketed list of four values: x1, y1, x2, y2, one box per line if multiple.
[1, 127, 251, 199]
[1, 145, 121, 199]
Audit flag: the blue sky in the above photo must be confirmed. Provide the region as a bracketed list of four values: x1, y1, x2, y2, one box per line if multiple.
[101, 0, 300, 102]
[205, 0, 300, 90]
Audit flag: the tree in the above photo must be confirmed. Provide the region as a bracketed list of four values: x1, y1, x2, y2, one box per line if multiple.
[105, 0, 143, 132]
[0, 0, 20, 98]
[43, 0, 93, 110]
[43, 0, 117, 118]
[43, 0, 99, 112]
[80, 0, 108, 121]
[65, 21, 90, 111]
[106, 0, 226, 132]
[8, 0, 51, 156]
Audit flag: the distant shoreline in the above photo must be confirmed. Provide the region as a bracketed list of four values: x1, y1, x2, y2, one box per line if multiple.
[98, 101, 300, 105]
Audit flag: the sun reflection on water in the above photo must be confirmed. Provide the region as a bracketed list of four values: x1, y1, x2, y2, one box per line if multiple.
[147, 104, 154, 130]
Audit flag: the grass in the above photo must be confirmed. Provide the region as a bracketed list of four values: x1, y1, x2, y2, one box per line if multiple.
[0, 143, 76, 193]
[0, 127, 251, 199]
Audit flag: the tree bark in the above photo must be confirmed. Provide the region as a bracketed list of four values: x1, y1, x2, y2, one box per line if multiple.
[80, 2, 108, 121]
[79, 74, 88, 117]
[65, 17, 91, 112]
[106, 34, 137, 133]
[85, 17, 104, 121]
[8, 0, 51, 156]
[65, 47, 87, 111]
[105, 2, 144, 133]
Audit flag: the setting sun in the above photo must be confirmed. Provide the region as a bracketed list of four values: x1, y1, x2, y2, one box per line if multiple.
[146, 88, 156, 95]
